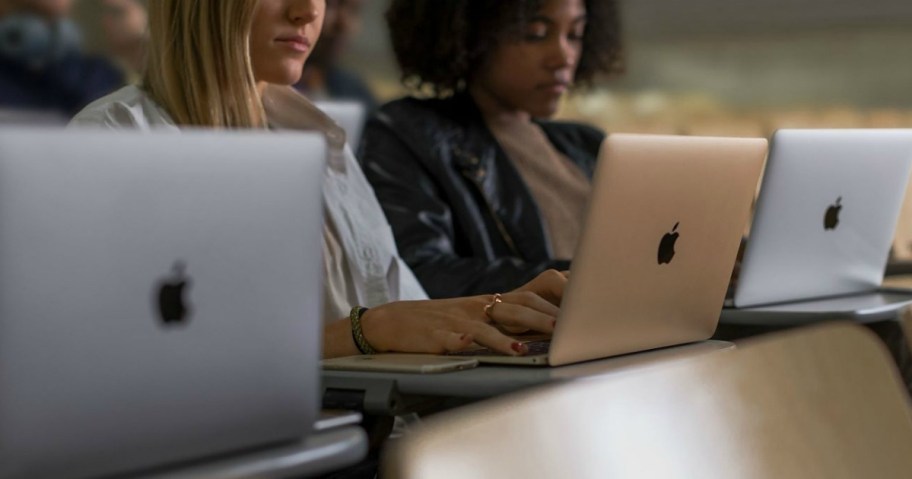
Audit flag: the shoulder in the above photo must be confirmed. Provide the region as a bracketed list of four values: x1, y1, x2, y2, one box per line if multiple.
[362, 96, 476, 165]
[374, 95, 473, 129]
[365, 95, 480, 155]
[68, 85, 177, 131]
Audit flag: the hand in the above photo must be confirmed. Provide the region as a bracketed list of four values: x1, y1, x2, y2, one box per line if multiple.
[359, 270, 568, 356]
[512, 269, 568, 307]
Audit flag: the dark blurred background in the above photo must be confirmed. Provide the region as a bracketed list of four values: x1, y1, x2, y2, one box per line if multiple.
[54, 0, 912, 133]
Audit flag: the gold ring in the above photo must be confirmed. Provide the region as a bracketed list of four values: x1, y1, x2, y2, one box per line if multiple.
[483, 293, 503, 320]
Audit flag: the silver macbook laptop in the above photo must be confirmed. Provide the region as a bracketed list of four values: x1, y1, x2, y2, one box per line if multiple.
[731, 129, 912, 308]
[0, 108, 67, 126]
[0, 129, 327, 478]
[315, 101, 366, 148]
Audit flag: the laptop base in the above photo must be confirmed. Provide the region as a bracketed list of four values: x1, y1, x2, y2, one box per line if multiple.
[721, 289, 912, 327]
[136, 427, 368, 479]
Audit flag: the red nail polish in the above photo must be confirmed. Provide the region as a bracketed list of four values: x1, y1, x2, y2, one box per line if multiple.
[511, 342, 527, 354]
[460, 334, 468, 341]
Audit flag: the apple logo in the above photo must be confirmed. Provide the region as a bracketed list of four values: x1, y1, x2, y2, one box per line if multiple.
[155, 261, 192, 326]
[824, 197, 842, 231]
[658, 222, 680, 265]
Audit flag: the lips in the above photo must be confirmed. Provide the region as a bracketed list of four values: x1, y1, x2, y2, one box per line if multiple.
[538, 81, 571, 95]
[275, 34, 312, 53]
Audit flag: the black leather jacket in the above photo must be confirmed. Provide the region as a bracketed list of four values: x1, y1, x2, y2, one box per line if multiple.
[359, 94, 604, 298]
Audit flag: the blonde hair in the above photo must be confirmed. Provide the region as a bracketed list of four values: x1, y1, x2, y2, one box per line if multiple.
[144, 0, 266, 128]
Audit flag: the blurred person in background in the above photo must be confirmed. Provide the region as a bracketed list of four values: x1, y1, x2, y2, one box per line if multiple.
[0, 0, 123, 117]
[359, 0, 623, 299]
[293, 0, 376, 112]
[99, 0, 147, 82]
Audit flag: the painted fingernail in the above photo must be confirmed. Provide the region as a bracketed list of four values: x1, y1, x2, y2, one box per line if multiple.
[511, 342, 528, 355]
[552, 319, 557, 328]
[459, 334, 469, 342]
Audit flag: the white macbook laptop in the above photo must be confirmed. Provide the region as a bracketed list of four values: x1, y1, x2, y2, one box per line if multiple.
[0, 129, 327, 478]
[315, 101, 366, 148]
[731, 129, 912, 308]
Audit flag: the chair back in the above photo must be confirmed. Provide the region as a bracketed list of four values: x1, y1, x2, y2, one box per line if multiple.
[386, 324, 912, 479]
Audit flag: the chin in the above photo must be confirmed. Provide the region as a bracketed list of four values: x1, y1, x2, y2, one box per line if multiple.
[265, 69, 305, 87]
[529, 104, 561, 119]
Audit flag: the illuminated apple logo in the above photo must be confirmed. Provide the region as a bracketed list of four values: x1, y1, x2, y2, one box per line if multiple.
[658, 222, 680, 265]
[824, 197, 842, 231]
[156, 261, 192, 326]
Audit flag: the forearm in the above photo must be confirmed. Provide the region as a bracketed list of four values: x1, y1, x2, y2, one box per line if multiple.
[322, 318, 361, 359]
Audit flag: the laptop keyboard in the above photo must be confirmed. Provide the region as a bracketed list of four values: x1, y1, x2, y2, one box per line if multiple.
[449, 340, 552, 357]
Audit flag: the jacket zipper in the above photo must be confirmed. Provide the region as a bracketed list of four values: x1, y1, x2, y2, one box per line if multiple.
[460, 169, 523, 259]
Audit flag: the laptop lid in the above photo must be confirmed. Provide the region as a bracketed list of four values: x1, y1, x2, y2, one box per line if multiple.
[0, 129, 326, 478]
[314, 101, 366, 149]
[733, 129, 912, 308]
[549, 134, 767, 366]
[892, 177, 912, 261]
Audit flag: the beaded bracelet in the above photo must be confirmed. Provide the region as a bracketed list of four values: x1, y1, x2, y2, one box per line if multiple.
[349, 306, 377, 355]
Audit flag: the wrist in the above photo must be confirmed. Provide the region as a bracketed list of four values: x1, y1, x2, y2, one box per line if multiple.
[350, 306, 378, 355]
[358, 306, 388, 353]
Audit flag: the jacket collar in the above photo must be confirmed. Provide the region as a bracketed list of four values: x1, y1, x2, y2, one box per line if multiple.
[444, 92, 557, 261]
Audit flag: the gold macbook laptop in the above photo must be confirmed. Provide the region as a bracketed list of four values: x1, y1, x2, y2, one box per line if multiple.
[326, 134, 768, 369]
[459, 134, 767, 366]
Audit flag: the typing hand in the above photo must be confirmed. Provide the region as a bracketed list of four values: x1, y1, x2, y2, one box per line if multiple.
[360, 270, 565, 356]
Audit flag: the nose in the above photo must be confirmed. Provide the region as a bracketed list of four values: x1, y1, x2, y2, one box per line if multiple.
[546, 36, 578, 71]
[288, 0, 320, 25]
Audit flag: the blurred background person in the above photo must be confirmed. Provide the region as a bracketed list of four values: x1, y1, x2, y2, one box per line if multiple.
[294, 0, 376, 112]
[70, 0, 147, 83]
[99, 0, 146, 82]
[0, 0, 123, 117]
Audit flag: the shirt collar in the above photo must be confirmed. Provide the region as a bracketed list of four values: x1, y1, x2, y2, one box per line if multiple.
[261, 84, 348, 173]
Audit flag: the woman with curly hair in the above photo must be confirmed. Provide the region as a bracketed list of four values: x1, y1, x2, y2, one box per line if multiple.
[360, 0, 623, 299]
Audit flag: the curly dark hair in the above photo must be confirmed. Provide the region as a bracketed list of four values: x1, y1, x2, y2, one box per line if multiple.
[386, 0, 623, 96]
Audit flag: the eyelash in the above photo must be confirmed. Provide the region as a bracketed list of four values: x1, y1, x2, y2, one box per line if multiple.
[524, 32, 586, 42]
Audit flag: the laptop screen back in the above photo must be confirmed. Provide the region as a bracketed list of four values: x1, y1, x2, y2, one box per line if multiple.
[734, 129, 912, 307]
[0, 129, 326, 478]
[551, 134, 767, 366]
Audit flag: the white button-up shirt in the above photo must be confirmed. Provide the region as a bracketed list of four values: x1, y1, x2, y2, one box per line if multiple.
[70, 85, 428, 323]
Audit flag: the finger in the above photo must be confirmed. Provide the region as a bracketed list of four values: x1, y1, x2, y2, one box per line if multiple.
[452, 321, 528, 356]
[503, 291, 560, 317]
[489, 302, 556, 334]
[524, 269, 568, 306]
[499, 324, 531, 335]
[430, 329, 475, 353]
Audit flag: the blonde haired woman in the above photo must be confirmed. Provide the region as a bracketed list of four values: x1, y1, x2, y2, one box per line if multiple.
[71, 0, 565, 358]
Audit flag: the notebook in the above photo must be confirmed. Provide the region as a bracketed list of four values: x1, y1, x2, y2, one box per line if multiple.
[0, 129, 327, 478]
